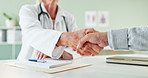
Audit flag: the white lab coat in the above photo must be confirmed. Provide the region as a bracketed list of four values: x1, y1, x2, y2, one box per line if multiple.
[17, 3, 79, 60]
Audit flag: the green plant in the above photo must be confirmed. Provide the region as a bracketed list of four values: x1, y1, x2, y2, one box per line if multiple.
[3, 13, 13, 20]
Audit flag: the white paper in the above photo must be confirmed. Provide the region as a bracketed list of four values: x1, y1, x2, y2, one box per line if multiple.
[16, 59, 73, 69]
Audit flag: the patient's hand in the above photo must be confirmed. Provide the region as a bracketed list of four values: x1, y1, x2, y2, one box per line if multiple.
[76, 43, 104, 56]
[77, 32, 108, 48]
[75, 32, 108, 56]
[36, 51, 73, 60]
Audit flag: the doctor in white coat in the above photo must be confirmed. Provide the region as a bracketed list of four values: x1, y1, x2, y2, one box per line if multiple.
[17, 0, 103, 60]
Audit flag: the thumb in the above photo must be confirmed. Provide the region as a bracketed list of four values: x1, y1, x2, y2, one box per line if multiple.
[77, 35, 89, 49]
[85, 28, 96, 34]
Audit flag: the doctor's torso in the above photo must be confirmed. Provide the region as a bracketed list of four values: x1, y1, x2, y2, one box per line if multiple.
[17, 3, 77, 60]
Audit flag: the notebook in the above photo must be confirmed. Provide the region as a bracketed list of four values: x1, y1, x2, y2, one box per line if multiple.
[6, 59, 91, 74]
[106, 56, 148, 66]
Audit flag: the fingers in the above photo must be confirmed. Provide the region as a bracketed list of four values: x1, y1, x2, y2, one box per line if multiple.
[77, 35, 90, 49]
[76, 43, 100, 56]
[36, 51, 41, 59]
[82, 43, 98, 56]
[76, 41, 105, 56]
[87, 43, 100, 55]
[36, 51, 50, 60]
[60, 51, 73, 60]
[36, 51, 39, 59]
[85, 28, 96, 34]
[77, 32, 99, 49]
[38, 53, 44, 60]
[91, 44, 104, 54]
[77, 49, 92, 56]
[68, 28, 96, 50]
[77, 32, 108, 53]
[42, 55, 50, 59]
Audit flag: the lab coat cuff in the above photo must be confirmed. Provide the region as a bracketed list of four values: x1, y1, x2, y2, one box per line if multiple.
[64, 47, 81, 59]
[108, 29, 129, 50]
[36, 31, 63, 57]
[52, 46, 66, 59]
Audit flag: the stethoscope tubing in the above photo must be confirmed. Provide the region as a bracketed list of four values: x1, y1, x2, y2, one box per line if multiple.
[38, 3, 69, 32]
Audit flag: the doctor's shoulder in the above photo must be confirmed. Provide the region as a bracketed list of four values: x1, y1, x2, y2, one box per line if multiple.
[19, 4, 38, 16]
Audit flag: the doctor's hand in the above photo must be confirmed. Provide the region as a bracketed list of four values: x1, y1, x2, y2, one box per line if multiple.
[77, 32, 109, 49]
[36, 51, 73, 60]
[36, 51, 50, 60]
[57, 28, 96, 49]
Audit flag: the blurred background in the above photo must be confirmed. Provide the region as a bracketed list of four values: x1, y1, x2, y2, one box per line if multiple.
[0, 0, 148, 60]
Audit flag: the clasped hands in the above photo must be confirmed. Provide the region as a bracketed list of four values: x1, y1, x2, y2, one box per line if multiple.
[57, 28, 109, 56]
[76, 30, 109, 56]
[36, 28, 109, 60]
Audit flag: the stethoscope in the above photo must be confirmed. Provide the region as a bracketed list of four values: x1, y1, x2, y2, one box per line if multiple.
[38, 3, 69, 32]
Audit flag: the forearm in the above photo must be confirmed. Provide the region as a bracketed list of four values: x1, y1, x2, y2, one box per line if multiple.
[56, 32, 73, 47]
[108, 28, 129, 50]
[108, 27, 148, 51]
[128, 27, 148, 50]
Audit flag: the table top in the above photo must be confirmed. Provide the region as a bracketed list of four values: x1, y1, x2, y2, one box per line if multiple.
[1, 54, 148, 78]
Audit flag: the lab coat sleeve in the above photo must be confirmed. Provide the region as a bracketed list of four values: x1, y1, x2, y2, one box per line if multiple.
[19, 5, 63, 58]
[108, 26, 148, 51]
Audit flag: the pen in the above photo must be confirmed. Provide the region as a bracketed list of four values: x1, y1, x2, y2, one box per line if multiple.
[28, 59, 46, 63]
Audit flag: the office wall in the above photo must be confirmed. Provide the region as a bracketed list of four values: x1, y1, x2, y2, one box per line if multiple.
[60, 0, 148, 31]
[0, 0, 148, 31]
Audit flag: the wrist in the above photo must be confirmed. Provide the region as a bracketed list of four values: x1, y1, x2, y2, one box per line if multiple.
[57, 32, 72, 47]
[96, 32, 108, 42]
[101, 32, 109, 46]
[96, 32, 109, 47]
[102, 32, 108, 42]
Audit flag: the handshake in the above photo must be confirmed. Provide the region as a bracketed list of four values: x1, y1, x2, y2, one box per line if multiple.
[37, 28, 109, 60]
[57, 28, 109, 56]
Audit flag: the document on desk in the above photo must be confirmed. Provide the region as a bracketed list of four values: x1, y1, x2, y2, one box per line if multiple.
[6, 59, 91, 74]
[15, 58, 73, 69]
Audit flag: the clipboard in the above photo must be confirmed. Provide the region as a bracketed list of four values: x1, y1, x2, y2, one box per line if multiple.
[5, 60, 91, 74]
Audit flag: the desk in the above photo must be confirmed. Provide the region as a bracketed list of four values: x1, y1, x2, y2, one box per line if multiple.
[1, 54, 148, 78]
